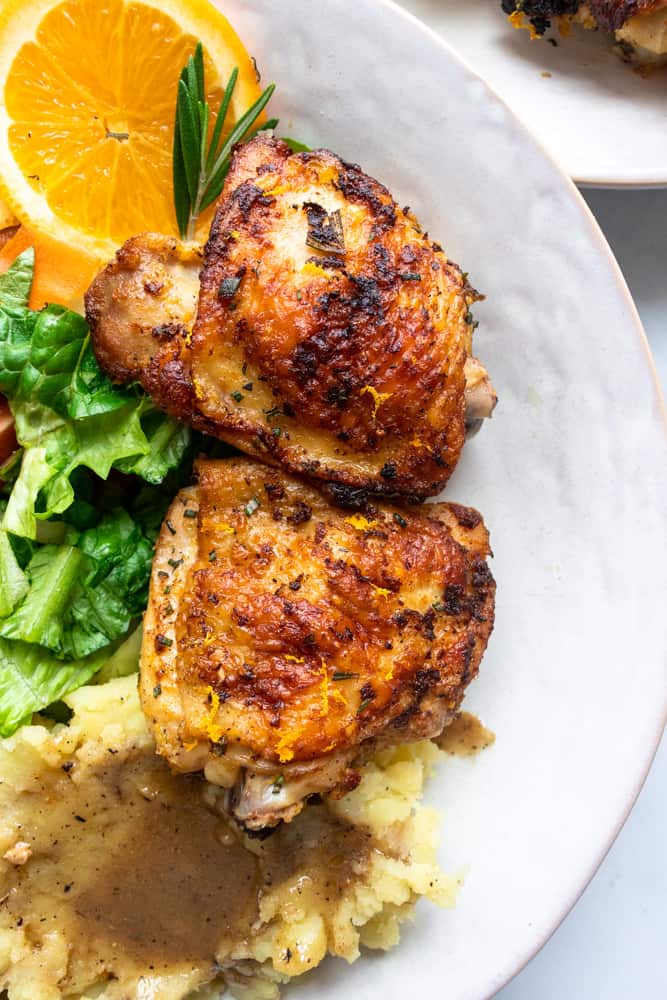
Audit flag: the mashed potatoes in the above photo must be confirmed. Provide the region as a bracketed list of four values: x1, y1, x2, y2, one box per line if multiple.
[0, 676, 456, 1000]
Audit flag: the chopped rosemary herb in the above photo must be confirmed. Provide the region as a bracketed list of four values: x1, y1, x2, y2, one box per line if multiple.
[168, 558, 183, 569]
[432, 601, 447, 612]
[155, 634, 173, 649]
[153, 684, 162, 698]
[393, 512, 408, 528]
[209, 549, 217, 562]
[332, 671, 359, 681]
[210, 738, 228, 757]
[184, 508, 198, 518]
[165, 518, 176, 535]
[304, 203, 345, 256]
[219, 276, 242, 300]
[245, 497, 260, 516]
[465, 308, 479, 330]
[271, 774, 285, 794]
[400, 272, 422, 281]
[243, 382, 254, 391]
[263, 405, 284, 420]
[231, 390, 244, 403]
[272, 426, 282, 437]
[357, 698, 374, 714]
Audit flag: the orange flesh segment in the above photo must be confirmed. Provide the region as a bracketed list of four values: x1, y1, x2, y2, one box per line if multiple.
[2, 0, 261, 248]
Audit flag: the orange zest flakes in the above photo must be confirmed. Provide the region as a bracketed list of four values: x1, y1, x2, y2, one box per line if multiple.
[301, 261, 329, 278]
[285, 654, 305, 664]
[276, 730, 296, 763]
[372, 585, 392, 598]
[345, 514, 380, 531]
[319, 660, 330, 716]
[319, 660, 348, 717]
[410, 436, 432, 452]
[360, 384, 392, 418]
[508, 11, 539, 39]
[330, 688, 348, 710]
[557, 16, 572, 37]
[202, 685, 224, 744]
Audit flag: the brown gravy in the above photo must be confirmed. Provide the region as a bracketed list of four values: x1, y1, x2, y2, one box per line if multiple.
[435, 712, 495, 757]
[2, 746, 372, 989]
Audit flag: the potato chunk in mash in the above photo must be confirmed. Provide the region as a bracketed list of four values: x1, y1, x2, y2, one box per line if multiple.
[0, 676, 456, 1000]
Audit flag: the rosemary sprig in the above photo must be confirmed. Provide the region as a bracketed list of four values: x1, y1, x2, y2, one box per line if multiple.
[173, 43, 277, 240]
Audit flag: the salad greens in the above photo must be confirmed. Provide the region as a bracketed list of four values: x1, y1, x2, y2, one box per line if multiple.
[0, 250, 193, 736]
[0, 250, 190, 539]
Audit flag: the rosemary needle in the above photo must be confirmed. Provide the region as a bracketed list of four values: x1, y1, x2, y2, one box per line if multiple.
[173, 42, 277, 240]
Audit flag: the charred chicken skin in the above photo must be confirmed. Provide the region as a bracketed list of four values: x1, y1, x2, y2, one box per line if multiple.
[140, 458, 496, 830]
[502, 1, 667, 64]
[86, 134, 496, 503]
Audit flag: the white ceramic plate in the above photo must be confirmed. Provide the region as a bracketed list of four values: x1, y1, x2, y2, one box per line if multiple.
[220, 1, 667, 996]
[399, 0, 667, 188]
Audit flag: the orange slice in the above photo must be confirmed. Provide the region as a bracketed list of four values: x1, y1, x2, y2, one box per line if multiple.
[0, 0, 262, 259]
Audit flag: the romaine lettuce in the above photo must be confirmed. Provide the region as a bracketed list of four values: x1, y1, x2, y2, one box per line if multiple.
[0, 251, 190, 539]
[0, 508, 153, 659]
[0, 249, 188, 735]
[0, 637, 110, 737]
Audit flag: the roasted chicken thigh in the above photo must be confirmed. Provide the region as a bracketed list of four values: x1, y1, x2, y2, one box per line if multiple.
[86, 135, 496, 502]
[141, 458, 496, 829]
[502, 0, 667, 64]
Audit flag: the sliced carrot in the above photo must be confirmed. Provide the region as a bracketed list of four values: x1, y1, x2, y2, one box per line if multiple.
[0, 223, 101, 311]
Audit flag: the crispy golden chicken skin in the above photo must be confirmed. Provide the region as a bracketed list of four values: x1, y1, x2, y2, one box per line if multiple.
[86, 233, 202, 384]
[86, 135, 496, 502]
[140, 459, 495, 829]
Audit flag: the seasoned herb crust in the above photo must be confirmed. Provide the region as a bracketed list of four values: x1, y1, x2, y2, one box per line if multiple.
[501, 0, 580, 34]
[502, 0, 665, 33]
[86, 135, 494, 501]
[140, 458, 495, 823]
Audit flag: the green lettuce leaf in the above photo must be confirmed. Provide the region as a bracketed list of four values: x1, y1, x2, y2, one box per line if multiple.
[0, 304, 130, 420]
[2, 400, 154, 538]
[116, 405, 192, 484]
[0, 255, 191, 538]
[0, 248, 34, 314]
[0, 250, 191, 734]
[0, 530, 28, 616]
[0, 509, 154, 660]
[0, 637, 108, 737]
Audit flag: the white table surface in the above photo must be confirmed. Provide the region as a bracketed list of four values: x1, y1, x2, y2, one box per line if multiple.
[394, 4, 667, 990]
[495, 189, 667, 1000]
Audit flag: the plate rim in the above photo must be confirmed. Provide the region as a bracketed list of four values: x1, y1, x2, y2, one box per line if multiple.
[378, 1, 667, 994]
[398, 0, 667, 189]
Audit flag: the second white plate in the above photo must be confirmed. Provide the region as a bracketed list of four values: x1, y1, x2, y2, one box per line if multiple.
[399, 0, 667, 188]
